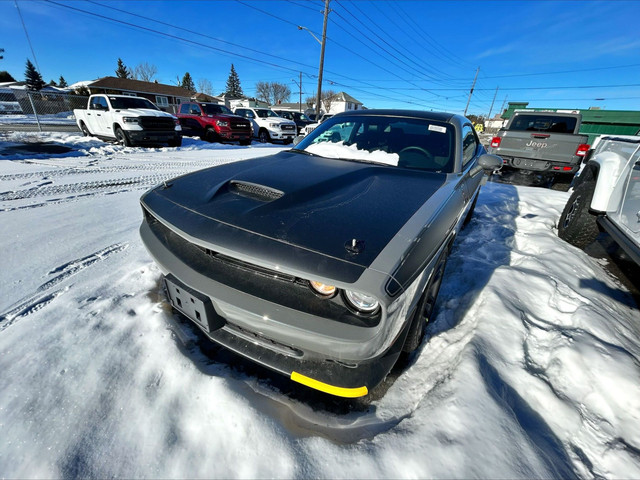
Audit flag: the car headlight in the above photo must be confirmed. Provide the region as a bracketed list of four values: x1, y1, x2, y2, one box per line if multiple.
[216, 120, 229, 127]
[309, 281, 336, 297]
[269, 123, 280, 129]
[122, 117, 139, 124]
[343, 290, 379, 313]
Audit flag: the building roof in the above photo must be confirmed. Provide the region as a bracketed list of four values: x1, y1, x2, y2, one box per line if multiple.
[86, 77, 193, 98]
[334, 91, 362, 105]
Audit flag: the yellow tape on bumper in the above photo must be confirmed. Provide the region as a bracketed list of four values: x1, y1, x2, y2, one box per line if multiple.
[290, 371, 369, 398]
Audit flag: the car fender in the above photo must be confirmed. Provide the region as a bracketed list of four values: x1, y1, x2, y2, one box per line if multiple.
[588, 151, 627, 212]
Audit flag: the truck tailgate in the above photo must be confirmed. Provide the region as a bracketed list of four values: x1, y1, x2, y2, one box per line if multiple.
[498, 132, 589, 164]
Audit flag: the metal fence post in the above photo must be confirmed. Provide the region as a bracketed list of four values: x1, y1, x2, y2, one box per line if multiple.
[27, 91, 42, 132]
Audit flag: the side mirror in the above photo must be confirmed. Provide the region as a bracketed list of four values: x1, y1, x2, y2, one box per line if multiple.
[478, 154, 502, 172]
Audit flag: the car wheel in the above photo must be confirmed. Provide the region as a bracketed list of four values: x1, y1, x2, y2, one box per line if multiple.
[168, 136, 182, 147]
[204, 127, 218, 143]
[402, 245, 450, 353]
[558, 179, 599, 248]
[258, 129, 270, 143]
[79, 121, 91, 137]
[115, 127, 132, 147]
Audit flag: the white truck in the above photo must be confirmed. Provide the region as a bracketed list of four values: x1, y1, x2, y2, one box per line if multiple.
[558, 135, 640, 266]
[232, 106, 297, 144]
[74, 94, 182, 147]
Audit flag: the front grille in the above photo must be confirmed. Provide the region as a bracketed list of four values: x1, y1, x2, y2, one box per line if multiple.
[281, 124, 296, 132]
[144, 213, 379, 328]
[229, 181, 283, 202]
[231, 122, 250, 130]
[139, 116, 175, 131]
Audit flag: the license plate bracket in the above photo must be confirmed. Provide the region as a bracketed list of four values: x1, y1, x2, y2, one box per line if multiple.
[163, 274, 225, 333]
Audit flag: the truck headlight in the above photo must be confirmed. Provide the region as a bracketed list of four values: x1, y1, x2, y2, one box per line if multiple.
[343, 290, 379, 314]
[216, 120, 229, 127]
[123, 117, 139, 124]
[269, 123, 280, 129]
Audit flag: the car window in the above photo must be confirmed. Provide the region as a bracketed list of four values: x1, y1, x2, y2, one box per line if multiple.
[179, 103, 190, 114]
[510, 114, 577, 133]
[296, 115, 455, 172]
[190, 105, 201, 115]
[202, 104, 231, 115]
[462, 124, 478, 167]
[90, 97, 108, 110]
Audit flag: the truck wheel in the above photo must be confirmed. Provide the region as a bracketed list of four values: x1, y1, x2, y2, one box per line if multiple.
[558, 179, 599, 248]
[203, 127, 218, 143]
[403, 244, 450, 353]
[115, 127, 132, 147]
[258, 129, 271, 143]
[168, 136, 182, 147]
[79, 121, 92, 137]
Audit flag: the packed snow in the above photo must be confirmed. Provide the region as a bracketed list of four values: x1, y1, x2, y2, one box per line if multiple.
[306, 140, 399, 166]
[0, 132, 639, 478]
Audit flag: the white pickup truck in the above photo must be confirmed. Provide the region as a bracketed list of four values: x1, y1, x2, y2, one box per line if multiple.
[74, 94, 182, 147]
[558, 135, 640, 266]
[232, 106, 297, 144]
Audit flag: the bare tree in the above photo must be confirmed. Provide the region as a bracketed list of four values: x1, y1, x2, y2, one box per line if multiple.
[132, 62, 158, 82]
[197, 78, 214, 96]
[321, 90, 337, 114]
[255, 81, 291, 105]
[304, 96, 315, 109]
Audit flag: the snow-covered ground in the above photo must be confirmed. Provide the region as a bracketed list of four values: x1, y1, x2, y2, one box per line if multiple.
[1, 132, 639, 478]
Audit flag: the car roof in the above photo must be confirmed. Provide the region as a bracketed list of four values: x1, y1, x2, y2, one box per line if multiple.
[333, 109, 458, 123]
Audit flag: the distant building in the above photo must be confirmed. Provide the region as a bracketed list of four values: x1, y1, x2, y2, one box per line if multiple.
[76, 77, 193, 113]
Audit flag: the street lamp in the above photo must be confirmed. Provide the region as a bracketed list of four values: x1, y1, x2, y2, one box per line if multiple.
[297, 0, 330, 121]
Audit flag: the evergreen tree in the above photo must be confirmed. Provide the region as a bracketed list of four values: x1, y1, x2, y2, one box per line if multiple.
[0, 70, 16, 82]
[115, 58, 131, 79]
[58, 75, 68, 88]
[49, 79, 58, 86]
[24, 59, 45, 91]
[181, 72, 195, 93]
[225, 64, 243, 97]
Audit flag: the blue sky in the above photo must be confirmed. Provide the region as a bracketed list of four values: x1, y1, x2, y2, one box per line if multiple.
[1, 0, 639, 116]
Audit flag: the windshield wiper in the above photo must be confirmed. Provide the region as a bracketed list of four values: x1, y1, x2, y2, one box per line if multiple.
[290, 148, 319, 156]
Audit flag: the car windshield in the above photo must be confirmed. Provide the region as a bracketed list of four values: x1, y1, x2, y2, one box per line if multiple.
[294, 115, 455, 172]
[202, 104, 232, 115]
[109, 97, 159, 110]
[509, 114, 577, 133]
[255, 109, 280, 118]
[297, 113, 311, 121]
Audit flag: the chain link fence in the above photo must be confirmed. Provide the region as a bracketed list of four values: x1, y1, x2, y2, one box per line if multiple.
[0, 90, 88, 133]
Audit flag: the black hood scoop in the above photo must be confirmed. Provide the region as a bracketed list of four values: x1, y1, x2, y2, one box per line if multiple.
[228, 180, 284, 202]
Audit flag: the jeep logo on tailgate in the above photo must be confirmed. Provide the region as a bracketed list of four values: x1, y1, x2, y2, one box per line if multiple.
[526, 140, 548, 149]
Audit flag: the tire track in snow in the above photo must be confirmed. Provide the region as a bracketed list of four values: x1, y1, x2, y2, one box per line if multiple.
[0, 243, 128, 332]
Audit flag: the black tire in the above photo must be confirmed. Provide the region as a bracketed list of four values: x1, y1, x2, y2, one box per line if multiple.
[203, 127, 217, 143]
[258, 129, 270, 143]
[114, 127, 132, 147]
[403, 245, 450, 353]
[79, 121, 91, 137]
[168, 136, 182, 147]
[558, 179, 599, 248]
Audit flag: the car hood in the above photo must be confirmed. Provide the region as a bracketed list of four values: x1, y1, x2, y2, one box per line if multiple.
[142, 150, 446, 271]
[259, 117, 295, 126]
[117, 108, 174, 118]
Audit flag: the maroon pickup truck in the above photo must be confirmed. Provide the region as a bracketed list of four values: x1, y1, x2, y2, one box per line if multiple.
[177, 102, 252, 145]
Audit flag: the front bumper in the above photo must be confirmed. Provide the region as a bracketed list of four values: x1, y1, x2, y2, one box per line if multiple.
[266, 128, 296, 141]
[127, 129, 181, 145]
[139, 216, 405, 397]
[501, 156, 580, 174]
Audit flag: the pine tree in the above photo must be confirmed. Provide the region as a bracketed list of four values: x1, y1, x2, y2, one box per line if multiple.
[24, 59, 45, 91]
[181, 72, 195, 93]
[0, 71, 16, 82]
[115, 58, 131, 79]
[225, 64, 243, 97]
[58, 75, 68, 88]
[49, 79, 58, 86]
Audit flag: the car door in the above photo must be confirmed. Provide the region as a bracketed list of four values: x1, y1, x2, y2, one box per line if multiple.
[460, 123, 484, 202]
[91, 96, 111, 136]
[178, 103, 199, 135]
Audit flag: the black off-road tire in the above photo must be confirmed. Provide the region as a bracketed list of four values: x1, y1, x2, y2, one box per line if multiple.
[114, 127, 132, 147]
[258, 129, 270, 143]
[403, 245, 450, 353]
[558, 179, 599, 248]
[79, 121, 91, 137]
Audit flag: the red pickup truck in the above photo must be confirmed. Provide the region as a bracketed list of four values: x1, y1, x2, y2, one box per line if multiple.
[176, 102, 252, 145]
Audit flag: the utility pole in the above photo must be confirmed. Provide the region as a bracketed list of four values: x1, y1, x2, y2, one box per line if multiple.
[499, 95, 508, 116]
[315, 0, 330, 120]
[488, 86, 499, 119]
[463, 67, 479, 117]
[292, 72, 302, 112]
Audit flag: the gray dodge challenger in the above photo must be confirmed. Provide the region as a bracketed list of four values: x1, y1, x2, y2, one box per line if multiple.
[140, 110, 501, 397]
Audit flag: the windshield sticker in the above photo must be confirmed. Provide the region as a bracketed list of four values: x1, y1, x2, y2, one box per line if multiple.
[428, 125, 447, 134]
